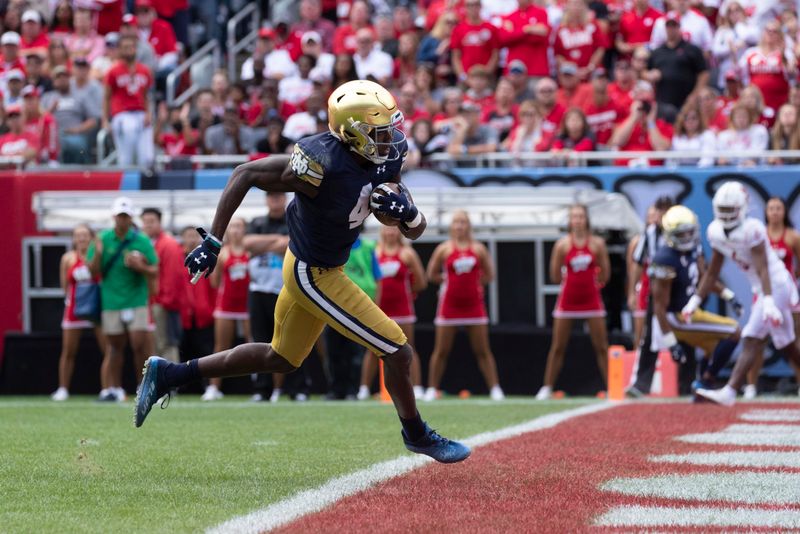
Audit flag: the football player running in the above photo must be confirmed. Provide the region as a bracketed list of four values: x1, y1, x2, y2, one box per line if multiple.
[687, 182, 800, 406]
[649, 205, 741, 393]
[133, 80, 470, 463]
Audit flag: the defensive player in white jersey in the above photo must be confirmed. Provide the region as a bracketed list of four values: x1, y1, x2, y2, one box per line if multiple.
[685, 182, 800, 406]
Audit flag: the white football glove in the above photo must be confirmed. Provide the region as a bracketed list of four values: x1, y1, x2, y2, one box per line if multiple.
[681, 295, 702, 323]
[761, 295, 783, 326]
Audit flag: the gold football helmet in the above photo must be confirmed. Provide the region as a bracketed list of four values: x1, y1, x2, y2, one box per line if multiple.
[328, 79, 405, 164]
[662, 205, 699, 251]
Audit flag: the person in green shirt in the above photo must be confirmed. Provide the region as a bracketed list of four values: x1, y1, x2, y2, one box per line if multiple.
[324, 229, 382, 399]
[87, 197, 158, 402]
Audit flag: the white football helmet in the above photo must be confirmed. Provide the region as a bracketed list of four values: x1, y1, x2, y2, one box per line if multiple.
[662, 205, 699, 251]
[712, 181, 748, 230]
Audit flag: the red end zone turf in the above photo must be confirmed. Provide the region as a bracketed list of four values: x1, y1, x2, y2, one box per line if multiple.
[274, 403, 800, 533]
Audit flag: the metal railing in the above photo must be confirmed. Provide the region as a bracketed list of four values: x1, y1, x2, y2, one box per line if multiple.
[166, 39, 221, 107]
[149, 148, 800, 171]
[227, 2, 260, 82]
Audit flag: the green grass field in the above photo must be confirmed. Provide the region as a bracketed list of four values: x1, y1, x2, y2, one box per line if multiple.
[0, 396, 590, 534]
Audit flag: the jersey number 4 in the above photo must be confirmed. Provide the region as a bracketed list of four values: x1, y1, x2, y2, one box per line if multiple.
[349, 184, 372, 229]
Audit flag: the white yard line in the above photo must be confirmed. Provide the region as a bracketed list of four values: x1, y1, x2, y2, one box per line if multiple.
[206, 402, 615, 534]
[650, 451, 800, 468]
[596, 505, 800, 528]
[601, 472, 800, 504]
[740, 409, 800, 422]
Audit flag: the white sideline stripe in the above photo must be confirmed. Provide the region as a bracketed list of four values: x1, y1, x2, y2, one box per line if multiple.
[741, 409, 800, 422]
[600, 472, 800, 504]
[207, 402, 614, 534]
[596, 505, 800, 528]
[650, 451, 800, 468]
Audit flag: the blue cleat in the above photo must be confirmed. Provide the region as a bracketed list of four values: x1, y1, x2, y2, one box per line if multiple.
[133, 356, 170, 428]
[402, 423, 471, 463]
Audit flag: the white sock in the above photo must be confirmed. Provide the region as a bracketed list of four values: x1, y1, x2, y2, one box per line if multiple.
[723, 385, 737, 397]
[99, 388, 109, 396]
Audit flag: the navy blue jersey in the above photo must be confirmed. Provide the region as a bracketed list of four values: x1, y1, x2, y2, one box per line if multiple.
[649, 244, 701, 312]
[286, 132, 407, 267]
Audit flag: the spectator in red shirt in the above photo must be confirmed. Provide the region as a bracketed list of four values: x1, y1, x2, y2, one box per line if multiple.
[616, 0, 662, 58]
[0, 104, 39, 166]
[697, 86, 729, 133]
[552, 108, 595, 160]
[739, 19, 796, 121]
[463, 65, 494, 109]
[142, 207, 186, 364]
[556, 62, 592, 110]
[179, 225, 217, 361]
[450, 0, 500, 82]
[292, 0, 337, 54]
[500, 0, 550, 77]
[608, 59, 635, 111]
[393, 32, 419, 86]
[103, 34, 154, 167]
[20, 10, 49, 60]
[65, 7, 106, 63]
[333, 0, 372, 55]
[535, 77, 566, 144]
[609, 81, 673, 166]
[151, 0, 190, 48]
[581, 67, 627, 148]
[155, 101, 197, 156]
[553, 0, 608, 80]
[134, 0, 178, 71]
[0, 32, 27, 84]
[397, 81, 431, 135]
[21, 85, 58, 164]
[482, 77, 519, 142]
[84, 0, 124, 36]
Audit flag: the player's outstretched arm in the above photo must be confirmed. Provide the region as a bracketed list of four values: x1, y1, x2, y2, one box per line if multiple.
[695, 249, 724, 301]
[210, 155, 316, 239]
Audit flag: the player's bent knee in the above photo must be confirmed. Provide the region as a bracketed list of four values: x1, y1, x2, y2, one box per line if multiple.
[265, 346, 299, 374]
[384, 344, 413, 368]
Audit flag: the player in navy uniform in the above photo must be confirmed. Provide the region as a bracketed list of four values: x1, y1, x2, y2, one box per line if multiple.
[649, 206, 742, 392]
[133, 80, 470, 463]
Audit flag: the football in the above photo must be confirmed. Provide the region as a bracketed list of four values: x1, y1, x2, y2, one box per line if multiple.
[371, 182, 414, 227]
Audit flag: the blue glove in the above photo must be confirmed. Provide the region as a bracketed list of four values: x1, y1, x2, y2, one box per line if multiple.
[730, 297, 744, 317]
[370, 184, 418, 223]
[669, 343, 688, 365]
[184, 228, 221, 283]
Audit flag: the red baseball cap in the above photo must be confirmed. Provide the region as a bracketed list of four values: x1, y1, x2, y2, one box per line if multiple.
[134, 0, 153, 9]
[665, 11, 681, 25]
[6, 103, 22, 115]
[122, 13, 137, 26]
[258, 27, 277, 40]
[21, 84, 39, 98]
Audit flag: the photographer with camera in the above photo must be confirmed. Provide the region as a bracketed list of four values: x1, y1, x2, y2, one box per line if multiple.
[609, 80, 673, 166]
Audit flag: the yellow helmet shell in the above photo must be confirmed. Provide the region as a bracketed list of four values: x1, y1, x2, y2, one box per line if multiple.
[328, 79, 405, 164]
[662, 205, 699, 251]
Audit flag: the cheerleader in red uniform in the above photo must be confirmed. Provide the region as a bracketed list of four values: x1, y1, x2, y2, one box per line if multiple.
[425, 210, 505, 401]
[358, 225, 427, 400]
[52, 224, 106, 401]
[536, 204, 610, 400]
[204, 218, 251, 400]
[745, 197, 800, 398]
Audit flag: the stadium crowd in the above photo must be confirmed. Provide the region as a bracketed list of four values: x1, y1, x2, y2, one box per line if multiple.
[0, 0, 798, 166]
